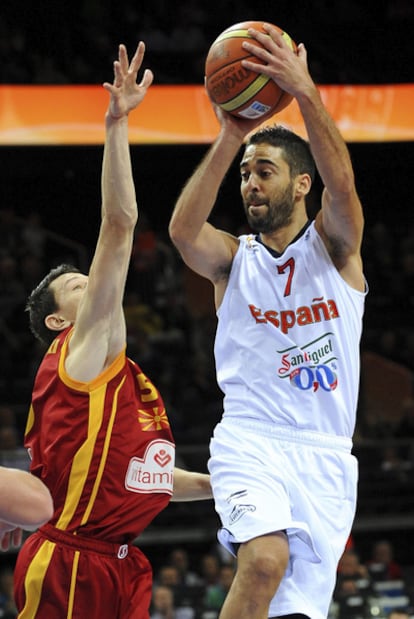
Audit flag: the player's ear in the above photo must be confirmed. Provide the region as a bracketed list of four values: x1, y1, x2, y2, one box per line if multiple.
[45, 313, 71, 332]
[295, 173, 311, 199]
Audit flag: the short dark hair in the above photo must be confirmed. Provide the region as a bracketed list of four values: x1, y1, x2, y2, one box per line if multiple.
[246, 124, 316, 182]
[26, 264, 81, 346]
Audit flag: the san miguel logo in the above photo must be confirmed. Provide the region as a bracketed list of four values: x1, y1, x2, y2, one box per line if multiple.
[277, 333, 338, 393]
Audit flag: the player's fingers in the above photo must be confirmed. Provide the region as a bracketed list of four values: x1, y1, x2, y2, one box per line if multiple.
[0, 532, 10, 552]
[12, 528, 22, 548]
[297, 42, 307, 60]
[112, 60, 124, 87]
[138, 68, 154, 89]
[246, 26, 276, 52]
[129, 41, 146, 75]
[242, 39, 269, 63]
[118, 44, 129, 74]
[261, 23, 287, 48]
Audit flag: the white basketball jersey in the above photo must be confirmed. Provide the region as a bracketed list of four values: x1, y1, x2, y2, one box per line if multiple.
[214, 222, 366, 438]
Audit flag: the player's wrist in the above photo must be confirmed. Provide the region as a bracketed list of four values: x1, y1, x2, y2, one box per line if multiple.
[105, 111, 129, 126]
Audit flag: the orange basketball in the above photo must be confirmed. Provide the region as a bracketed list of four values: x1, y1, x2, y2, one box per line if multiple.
[205, 21, 297, 119]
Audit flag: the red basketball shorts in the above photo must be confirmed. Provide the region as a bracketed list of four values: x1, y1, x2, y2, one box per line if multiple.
[14, 524, 153, 619]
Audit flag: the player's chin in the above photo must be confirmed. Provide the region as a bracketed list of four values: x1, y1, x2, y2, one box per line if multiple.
[247, 215, 268, 233]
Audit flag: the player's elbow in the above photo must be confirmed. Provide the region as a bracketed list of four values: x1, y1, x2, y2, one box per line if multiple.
[334, 169, 357, 198]
[28, 488, 54, 529]
[168, 217, 196, 253]
[168, 217, 183, 246]
[40, 493, 54, 523]
[110, 205, 138, 230]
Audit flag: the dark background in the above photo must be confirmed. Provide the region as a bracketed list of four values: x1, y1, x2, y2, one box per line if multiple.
[0, 139, 412, 258]
[1, 0, 414, 582]
[1, 0, 413, 85]
[1, 0, 413, 245]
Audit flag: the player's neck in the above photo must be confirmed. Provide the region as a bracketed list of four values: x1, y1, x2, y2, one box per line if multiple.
[259, 217, 310, 255]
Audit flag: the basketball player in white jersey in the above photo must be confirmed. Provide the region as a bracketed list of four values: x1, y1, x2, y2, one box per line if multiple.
[169, 23, 365, 619]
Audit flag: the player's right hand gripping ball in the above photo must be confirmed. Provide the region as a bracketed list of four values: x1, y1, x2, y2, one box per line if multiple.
[205, 20, 297, 119]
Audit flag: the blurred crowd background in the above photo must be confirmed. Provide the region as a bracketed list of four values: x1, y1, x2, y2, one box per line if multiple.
[0, 0, 414, 617]
[1, 0, 413, 86]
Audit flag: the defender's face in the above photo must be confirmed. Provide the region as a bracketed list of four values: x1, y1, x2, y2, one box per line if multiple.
[49, 272, 88, 322]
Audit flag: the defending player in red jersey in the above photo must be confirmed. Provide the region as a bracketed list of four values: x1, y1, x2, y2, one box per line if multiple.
[13, 42, 211, 619]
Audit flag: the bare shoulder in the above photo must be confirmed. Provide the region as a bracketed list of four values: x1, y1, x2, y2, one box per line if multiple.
[315, 214, 365, 292]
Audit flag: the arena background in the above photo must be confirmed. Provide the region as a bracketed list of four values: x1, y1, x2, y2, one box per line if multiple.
[0, 0, 413, 612]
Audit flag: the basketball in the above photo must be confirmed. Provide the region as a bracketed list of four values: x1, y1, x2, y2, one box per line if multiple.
[205, 21, 297, 119]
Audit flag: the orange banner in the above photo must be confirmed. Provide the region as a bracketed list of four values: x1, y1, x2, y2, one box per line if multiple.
[0, 83, 413, 145]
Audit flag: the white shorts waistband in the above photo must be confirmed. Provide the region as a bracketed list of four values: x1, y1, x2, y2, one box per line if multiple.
[218, 416, 352, 452]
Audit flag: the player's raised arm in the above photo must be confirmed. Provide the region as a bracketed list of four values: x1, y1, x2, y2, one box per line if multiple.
[169, 126, 241, 285]
[65, 43, 153, 381]
[243, 24, 364, 289]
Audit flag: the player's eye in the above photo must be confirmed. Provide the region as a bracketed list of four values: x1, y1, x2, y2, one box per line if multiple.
[259, 169, 271, 178]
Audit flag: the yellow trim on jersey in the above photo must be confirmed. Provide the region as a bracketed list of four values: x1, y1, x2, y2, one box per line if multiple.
[67, 551, 80, 618]
[19, 540, 56, 618]
[80, 376, 126, 525]
[24, 404, 35, 437]
[58, 328, 126, 393]
[56, 382, 108, 529]
[47, 337, 60, 354]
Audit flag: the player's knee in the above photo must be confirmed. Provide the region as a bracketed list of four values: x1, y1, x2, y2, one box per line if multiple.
[237, 533, 289, 594]
[242, 551, 287, 588]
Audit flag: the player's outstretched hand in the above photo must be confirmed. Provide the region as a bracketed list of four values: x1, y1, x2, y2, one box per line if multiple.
[103, 42, 154, 119]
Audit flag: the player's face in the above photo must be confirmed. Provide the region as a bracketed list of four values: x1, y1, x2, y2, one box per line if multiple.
[50, 272, 88, 322]
[240, 143, 295, 233]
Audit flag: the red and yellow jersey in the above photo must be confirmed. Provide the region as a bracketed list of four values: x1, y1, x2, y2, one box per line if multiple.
[25, 327, 175, 544]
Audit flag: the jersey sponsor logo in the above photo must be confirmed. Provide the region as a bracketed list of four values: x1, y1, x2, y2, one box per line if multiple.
[248, 296, 340, 334]
[289, 365, 338, 392]
[125, 439, 175, 495]
[277, 333, 338, 392]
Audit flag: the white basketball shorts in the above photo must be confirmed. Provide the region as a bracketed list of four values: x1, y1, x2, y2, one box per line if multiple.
[208, 417, 358, 619]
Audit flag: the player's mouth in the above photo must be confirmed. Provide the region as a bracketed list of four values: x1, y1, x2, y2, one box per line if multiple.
[248, 203, 267, 214]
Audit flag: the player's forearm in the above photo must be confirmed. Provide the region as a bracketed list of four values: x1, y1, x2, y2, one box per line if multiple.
[169, 130, 242, 246]
[0, 468, 53, 529]
[171, 468, 212, 502]
[296, 85, 356, 197]
[101, 114, 138, 228]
